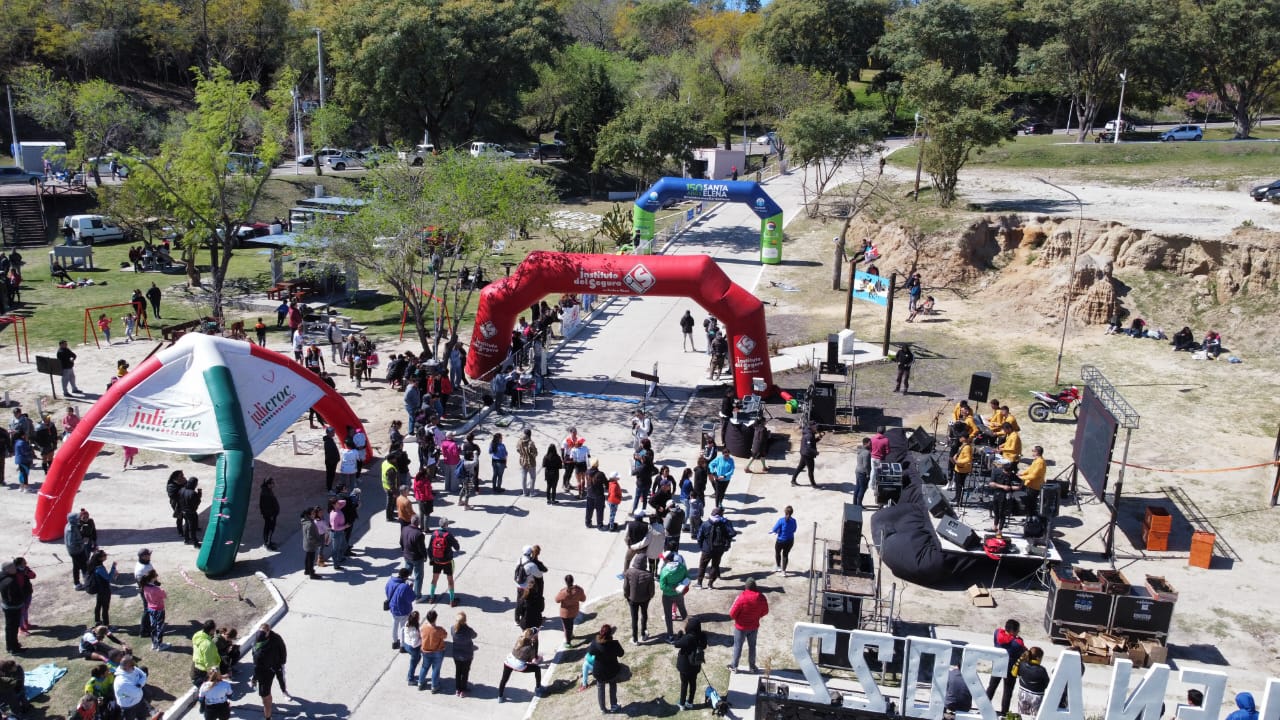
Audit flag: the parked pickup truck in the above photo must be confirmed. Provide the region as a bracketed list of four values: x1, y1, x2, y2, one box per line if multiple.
[397, 144, 436, 166]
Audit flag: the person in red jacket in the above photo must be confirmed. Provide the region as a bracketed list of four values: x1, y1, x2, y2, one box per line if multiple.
[986, 618, 1026, 716]
[727, 578, 769, 673]
[869, 426, 890, 492]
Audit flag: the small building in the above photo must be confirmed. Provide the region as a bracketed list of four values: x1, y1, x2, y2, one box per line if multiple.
[691, 148, 746, 181]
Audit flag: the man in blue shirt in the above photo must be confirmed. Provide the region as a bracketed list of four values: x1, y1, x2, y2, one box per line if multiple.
[708, 451, 735, 509]
[769, 506, 798, 574]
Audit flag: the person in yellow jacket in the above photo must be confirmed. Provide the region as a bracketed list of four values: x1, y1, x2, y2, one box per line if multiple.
[952, 400, 972, 423]
[950, 435, 973, 504]
[1001, 404, 1020, 432]
[190, 619, 221, 687]
[1018, 446, 1046, 492]
[1000, 424, 1022, 464]
[988, 401, 1008, 439]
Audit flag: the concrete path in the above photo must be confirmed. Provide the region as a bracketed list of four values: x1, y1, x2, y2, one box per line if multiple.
[170, 167, 853, 720]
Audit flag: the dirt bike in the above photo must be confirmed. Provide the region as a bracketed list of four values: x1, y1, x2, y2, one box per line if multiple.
[1028, 386, 1081, 422]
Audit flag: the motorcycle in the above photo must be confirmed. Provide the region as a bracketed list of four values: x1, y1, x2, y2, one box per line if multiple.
[1028, 386, 1081, 422]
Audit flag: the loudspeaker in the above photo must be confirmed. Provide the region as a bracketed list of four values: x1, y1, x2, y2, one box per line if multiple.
[841, 503, 863, 566]
[810, 382, 836, 425]
[936, 516, 980, 550]
[1040, 486, 1061, 518]
[826, 334, 839, 367]
[918, 455, 947, 486]
[884, 427, 910, 464]
[968, 372, 993, 403]
[909, 426, 935, 454]
[921, 483, 954, 519]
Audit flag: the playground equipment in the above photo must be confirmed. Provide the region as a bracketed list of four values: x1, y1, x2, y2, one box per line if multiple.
[83, 303, 153, 348]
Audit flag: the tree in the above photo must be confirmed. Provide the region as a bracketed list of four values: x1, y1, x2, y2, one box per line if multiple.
[876, 0, 1031, 76]
[754, 0, 890, 84]
[558, 0, 625, 50]
[1018, 0, 1156, 142]
[903, 62, 1011, 207]
[1181, 0, 1280, 139]
[11, 69, 144, 186]
[127, 65, 293, 317]
[593, 101, 707, 187]
[309, 153, 553, 351]
[327, 0, 564, 146]
[308, 104, 352, 176]
[520, 43, 630, 164]
[781, 105, 886, 216]
[615, 0, 699, 60]
[688, 10, 763, 149]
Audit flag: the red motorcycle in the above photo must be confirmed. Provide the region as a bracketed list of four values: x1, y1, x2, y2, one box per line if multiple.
[1028, 386, 1081, 422]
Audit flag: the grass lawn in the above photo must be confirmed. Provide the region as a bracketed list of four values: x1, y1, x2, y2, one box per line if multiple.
[887, 129, 1280, 183]
[21, 569, 271, 718]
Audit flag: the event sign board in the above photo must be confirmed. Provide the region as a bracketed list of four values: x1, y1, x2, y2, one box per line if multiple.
[787, 623, 1269, 720]
[852, 270, 890, 306]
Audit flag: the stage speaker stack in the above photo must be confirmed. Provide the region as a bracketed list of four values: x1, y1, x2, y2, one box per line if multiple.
[810, 382, 836, 426]
[820, 334, 846, 375]
[1040, 485, 1061, 518]
[840, 503, 863, 566]
[909, 426, 935, 454]
[968, 372, 993, 403]
[936, 516, 980, 550]
[917, 454, 947, 486]
[921, 483, 954, 519]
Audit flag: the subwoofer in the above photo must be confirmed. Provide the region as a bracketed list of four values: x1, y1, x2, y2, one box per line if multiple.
[936, 516, 980, 550]
[841, 503, 863, 566]
[968, 372, 993, 403]
[921, 483, 954, 519]
[1040, 486, 1061, 518]
[918, 455, 947, 486]
[809, 382, 837, 426]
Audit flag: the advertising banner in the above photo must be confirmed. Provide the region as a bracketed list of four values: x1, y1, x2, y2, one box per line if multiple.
[852, 270, 890, 307]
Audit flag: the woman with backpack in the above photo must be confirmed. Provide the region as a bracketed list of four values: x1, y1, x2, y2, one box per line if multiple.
[84, 550, 116, 627]
[673, 616, 708, 710]
[497, 627, 543, 703]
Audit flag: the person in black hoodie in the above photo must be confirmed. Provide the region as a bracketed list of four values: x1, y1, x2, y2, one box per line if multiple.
[1, 562, 23, 654]
[179, 477, 203, 546]
[259, 478, 280, 550]
[1015, 646, 1050, 718]
[165, 471, 186, 537]
[252, 623, 289, 720]
[588, 623, 625, 714]
[986, 619, 1026, 716]
[673, 616, 707, 710]
[322, 427, 340, 492]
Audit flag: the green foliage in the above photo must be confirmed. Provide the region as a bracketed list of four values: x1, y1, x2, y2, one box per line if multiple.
[782, 104, 886, 209]
[597, 203, 633, 247]
[126, 65, 294, 317]
[1181, 0, 1280, 139]
[308, 104, 353, 175]
[307, 151, 554, 348]
[903, 62, 1011, 207]
[754, 0, 889, 83]
[593, 101, 707, 186]
[616, 0, 698, 59]
[327, 0, 565, 146]
[522, 44, 629, 168]
[876, 0, 1034, 77]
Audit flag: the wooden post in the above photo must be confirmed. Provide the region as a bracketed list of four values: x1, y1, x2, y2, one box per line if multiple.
[913, 136, 925, 200]
[1271, 425, 1280, 506]
[843, 256, 858, 330]
[882, 273, 896, 357]
[832, 237, 844, 290]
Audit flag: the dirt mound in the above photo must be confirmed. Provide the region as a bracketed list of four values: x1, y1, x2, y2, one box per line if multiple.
[848, 214, 1280, 344]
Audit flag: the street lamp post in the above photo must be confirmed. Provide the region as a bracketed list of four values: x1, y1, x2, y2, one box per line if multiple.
[1037, 177, 1084, 387]
[315, 29, 325, 108]
[1112, 70, 1127, 144]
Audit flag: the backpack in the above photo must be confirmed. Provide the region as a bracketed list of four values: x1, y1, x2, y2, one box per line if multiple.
[513, 559, 529, 587]
[710, 521, 732, 551]
[81, 570, 99, 594]
[430, 531, 450, 562]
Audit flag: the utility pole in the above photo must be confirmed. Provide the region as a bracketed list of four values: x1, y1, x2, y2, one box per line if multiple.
[6, 85, 20, 162]
[315, 29, 325, 108]
[1113, 70, 1127, 144]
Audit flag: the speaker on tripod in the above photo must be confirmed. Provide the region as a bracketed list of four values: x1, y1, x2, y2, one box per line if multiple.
[968, 372, 993, 403]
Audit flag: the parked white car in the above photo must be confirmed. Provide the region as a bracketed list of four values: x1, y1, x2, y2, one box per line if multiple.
[325, 152, 365, 171]
[62, 214, 126, 244]
[468, 142, 514, 159]
[297, 147, 343, 167]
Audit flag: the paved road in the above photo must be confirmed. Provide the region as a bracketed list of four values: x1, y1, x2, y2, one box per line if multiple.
[170, 166, 848, 720]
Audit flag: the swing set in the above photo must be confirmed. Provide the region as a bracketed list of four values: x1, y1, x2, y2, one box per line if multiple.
[83, 303, 154, 349]
[397, 289, 453, 342]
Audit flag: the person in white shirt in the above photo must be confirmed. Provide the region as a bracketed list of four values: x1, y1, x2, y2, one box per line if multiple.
[132, 548, 154, 581]
[198, 668, 233, 719]
[112, 655, 148, 720]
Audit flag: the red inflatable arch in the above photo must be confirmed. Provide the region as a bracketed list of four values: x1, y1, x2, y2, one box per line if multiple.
[465, 251, 773, 398]
[33, 339, 369, 545]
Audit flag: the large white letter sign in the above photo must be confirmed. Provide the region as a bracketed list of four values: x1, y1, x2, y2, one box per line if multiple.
[848, 630, 897, 713]
[790, 623, 838, 705]
[1037, 650, 1085, 720]
[903, 637, 953, 719]
[1175, 668, 1227, 720]
[1105, 661, 1170, 720]
[958, 645, 1008, 720]
[1259, 679, 1280, 720]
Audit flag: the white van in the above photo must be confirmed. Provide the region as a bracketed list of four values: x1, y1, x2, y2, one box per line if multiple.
[61, 215, 126, 245]
[468, 142, 514, 159]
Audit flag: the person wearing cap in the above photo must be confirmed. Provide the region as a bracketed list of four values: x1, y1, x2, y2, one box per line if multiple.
[112, 654, 148, 720]
[133, 549, 154, 594]
[893, 342, 915, 394]
[584, 463, 607, 529]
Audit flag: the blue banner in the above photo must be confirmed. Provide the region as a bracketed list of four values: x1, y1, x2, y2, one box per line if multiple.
[852, 271, 889, 307]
